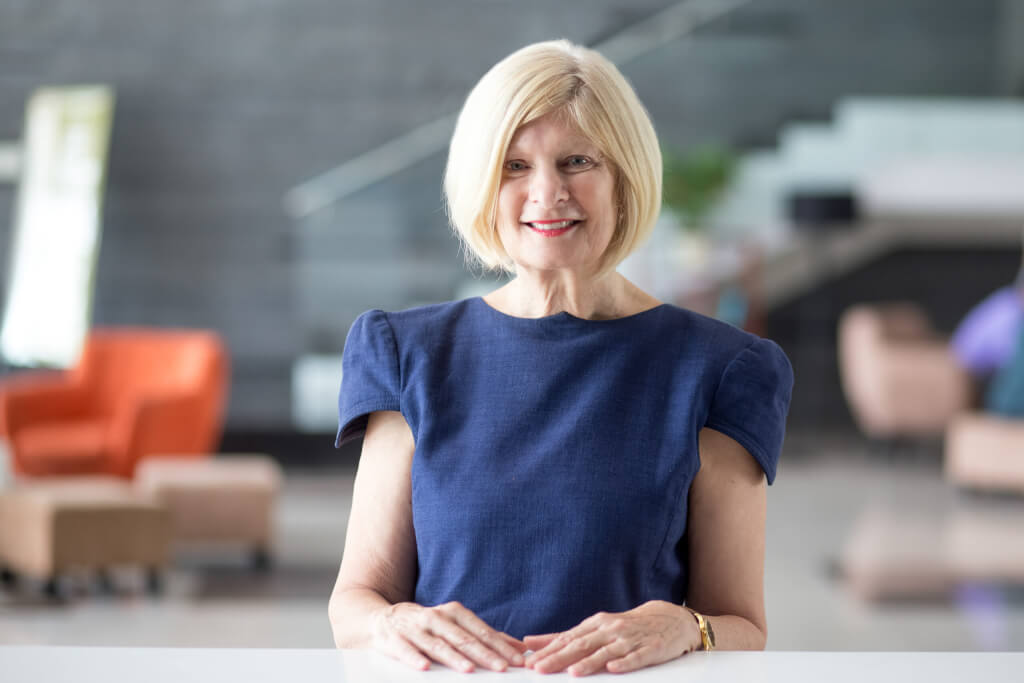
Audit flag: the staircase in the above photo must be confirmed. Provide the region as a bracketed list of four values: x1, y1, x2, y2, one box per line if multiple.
[711, 97, 1024, 309]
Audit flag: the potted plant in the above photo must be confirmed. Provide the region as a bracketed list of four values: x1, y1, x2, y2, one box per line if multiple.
[660, 143, 736, 271]
[661, 142, 736, 233]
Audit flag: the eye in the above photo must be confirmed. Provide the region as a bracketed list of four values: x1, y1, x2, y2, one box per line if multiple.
[563, 155, 595, 170]
[503, 159, 528, 172]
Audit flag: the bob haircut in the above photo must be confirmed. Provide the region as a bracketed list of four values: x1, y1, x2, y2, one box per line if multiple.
[444, 39, 662, 279]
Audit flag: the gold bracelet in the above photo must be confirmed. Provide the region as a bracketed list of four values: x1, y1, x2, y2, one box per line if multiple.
[685, 607, 716, 651]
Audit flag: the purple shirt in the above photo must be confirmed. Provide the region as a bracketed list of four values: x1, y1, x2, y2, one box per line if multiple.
[952, 286, 1024, 374]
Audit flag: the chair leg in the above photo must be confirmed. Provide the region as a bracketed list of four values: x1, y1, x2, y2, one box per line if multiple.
[42, 575, 64, 601]
[0, 565, 18, 589]
[146, 568, 163, 596]
[95, 568, 116, 595]
[251, 547, 273, 573]
[866, 437, 895, 460]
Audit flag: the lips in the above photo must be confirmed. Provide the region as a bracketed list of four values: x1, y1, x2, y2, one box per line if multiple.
[526, 219, 578, 229]
[523, 219, 581, 237]
[522, 219, 582, 236]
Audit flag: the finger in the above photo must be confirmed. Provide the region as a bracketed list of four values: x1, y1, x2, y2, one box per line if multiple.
[500, 632, 530, 655]
[381, 634, 431, 671]
[426, 615, 512, 672]
[531, 631, 610, 674]
[405, 630, 475, 673]
[606, 645, 660, 674]
[448, 605, 527, 666]
[490, 633, 529, 664]
[523, 633, 559, 650]
[526, 627, 585, 663]
[567, 641, 633, 677]
[526, 623, 600, 667]
[496, 633, 528, 664]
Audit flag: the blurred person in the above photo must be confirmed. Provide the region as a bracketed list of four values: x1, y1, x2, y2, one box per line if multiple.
[328, 40, 793, 676]
[986, 317, 1024, 417]
[952, 279, 1023, 379]
[952, 237, 1024, 414]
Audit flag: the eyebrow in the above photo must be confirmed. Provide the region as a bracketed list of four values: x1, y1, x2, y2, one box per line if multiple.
[505, 141, 600, 156]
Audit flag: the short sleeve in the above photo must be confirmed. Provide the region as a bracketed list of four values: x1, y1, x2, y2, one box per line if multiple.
[705, 337, 794, 485]
[335, 309, 402, 447]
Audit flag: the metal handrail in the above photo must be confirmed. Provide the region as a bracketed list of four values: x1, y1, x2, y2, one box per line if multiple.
[283, 0, 752, 220]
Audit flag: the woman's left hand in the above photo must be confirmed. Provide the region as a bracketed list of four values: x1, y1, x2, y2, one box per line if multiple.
[523, 600, 702, 676]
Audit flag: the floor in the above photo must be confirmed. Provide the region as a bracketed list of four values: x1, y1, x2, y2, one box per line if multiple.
[2, 432, 1023, 651]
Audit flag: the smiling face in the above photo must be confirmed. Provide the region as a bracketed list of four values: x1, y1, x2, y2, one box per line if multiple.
[495, 111, 618, 278]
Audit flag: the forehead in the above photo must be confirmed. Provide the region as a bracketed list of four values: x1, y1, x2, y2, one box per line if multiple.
[506, 112, 599, 153]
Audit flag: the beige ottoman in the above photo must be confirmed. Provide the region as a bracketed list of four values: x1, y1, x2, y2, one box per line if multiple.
[838, 506, 954, 601]
[838, 501, 1024, 602]
[134, 454, 281, 568]
[945, 413, 1024, 494]
[0, 477, 169, 595]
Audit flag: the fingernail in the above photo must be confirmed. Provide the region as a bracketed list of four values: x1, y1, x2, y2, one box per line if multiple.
[511, 653, 524, 666]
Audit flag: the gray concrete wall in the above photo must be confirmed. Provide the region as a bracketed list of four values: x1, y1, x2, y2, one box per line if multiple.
[999, 0, 1024, 94]
[629, 0, 1002, 150]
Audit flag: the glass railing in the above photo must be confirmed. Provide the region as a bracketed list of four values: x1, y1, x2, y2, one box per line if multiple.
[290, 148, 465, 355]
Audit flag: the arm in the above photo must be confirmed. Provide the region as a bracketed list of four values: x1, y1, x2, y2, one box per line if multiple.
[329, 409, 419, 646]
[684, 426, 769, 650]
[524, 427, 769, 675]
[328, 410, 526, 671]
[0, 372, 85, 436]
[109, 393, 212, 478]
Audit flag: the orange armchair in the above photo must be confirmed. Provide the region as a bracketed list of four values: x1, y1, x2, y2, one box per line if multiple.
[0, 328, 229, 479]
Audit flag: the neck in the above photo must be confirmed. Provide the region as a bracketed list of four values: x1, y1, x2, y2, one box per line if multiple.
[496, 271, 633, 320]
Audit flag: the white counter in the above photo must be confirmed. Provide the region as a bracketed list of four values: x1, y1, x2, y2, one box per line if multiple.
[1, 647, 1022, 682]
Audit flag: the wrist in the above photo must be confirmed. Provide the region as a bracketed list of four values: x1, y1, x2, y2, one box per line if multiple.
[676, 604, 702, 653]
[685, 606, 716, 651]
[368, 599, 407, 641]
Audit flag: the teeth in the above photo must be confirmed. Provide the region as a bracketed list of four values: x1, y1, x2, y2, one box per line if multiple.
[531, 220, 575, 230]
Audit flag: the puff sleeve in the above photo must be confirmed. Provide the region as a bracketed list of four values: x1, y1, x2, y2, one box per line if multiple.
[335, 309, 402, 447]
[705, 337, 794, 484]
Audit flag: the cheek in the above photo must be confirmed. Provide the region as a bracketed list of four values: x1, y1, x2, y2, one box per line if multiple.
[497, 185, 522, 224]
[573, 173, 615, 210]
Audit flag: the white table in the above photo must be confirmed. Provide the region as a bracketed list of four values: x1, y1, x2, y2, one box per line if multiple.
[1, 647, 1022, 682]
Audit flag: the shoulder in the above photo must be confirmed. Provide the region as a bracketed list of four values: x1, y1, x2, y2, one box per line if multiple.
[348, 299, 504, 364]
[692, 313, 793, 485]
[381, 298, 473, 323]
[353, 298, 477, 342]
[655, 304, 782, 365]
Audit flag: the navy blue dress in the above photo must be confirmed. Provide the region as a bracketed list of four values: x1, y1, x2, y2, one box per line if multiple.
[336, 296, 793, 640]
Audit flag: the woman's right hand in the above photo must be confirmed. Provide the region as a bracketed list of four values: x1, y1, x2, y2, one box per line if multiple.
[370, 600, 528, 672]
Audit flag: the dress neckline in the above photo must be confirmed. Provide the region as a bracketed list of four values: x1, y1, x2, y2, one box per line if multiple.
[472, 296, 668, 324]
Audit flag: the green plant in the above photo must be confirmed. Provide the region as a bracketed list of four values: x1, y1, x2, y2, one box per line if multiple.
[662, 143, 736, 231]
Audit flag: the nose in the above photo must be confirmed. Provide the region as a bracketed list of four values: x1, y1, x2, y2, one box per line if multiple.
[528, 164, 569, 207]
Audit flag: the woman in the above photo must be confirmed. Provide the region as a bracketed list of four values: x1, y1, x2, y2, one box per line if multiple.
[328, 40, 793, 676]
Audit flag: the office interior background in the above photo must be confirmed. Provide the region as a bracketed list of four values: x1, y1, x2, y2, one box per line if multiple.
[2, 0, 1024, 651]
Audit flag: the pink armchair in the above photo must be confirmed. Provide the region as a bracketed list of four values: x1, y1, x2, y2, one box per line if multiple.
[838, 303, 972, 438]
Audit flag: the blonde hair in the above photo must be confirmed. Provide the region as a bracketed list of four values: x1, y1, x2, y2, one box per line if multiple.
[444, 39, 662, 279]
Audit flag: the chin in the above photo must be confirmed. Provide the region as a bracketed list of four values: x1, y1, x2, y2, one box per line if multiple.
[516, 258, 595, 275]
